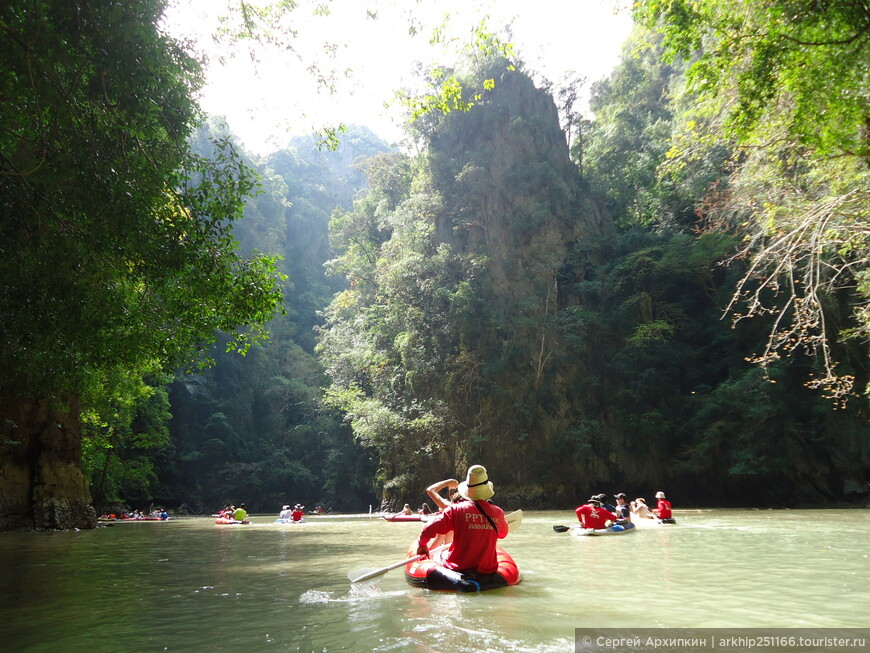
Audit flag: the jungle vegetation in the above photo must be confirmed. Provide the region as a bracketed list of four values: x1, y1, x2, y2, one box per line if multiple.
[1, 1, 867, 529]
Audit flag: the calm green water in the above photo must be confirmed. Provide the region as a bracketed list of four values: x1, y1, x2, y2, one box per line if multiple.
[1, 509, 868, 652]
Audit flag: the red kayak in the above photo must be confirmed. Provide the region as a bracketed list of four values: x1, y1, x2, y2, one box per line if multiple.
[383, 513, 427, 522]
[404, 544, 521, 592]
[214, 517, 249, 525]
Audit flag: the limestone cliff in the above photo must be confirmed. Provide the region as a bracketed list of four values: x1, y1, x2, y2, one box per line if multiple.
[429, 66, 612, 297]
[405, 62, 616, 501]
[0, 396, 96, 531]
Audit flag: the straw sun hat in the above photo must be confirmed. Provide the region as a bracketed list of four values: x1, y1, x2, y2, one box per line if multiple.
[457, 464, 495, 501]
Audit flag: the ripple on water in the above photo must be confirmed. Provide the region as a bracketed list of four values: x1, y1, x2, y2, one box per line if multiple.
[299, 589, 336, 604]
[299, 586, 408, 604]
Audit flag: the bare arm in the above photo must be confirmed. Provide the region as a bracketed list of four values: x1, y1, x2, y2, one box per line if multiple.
[426, 478, 458, 510]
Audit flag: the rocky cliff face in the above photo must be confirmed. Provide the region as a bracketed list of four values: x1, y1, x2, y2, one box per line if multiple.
[416, 63, 615, 499]
[0, 396, 96, 531]
[429, 67, 612, 291]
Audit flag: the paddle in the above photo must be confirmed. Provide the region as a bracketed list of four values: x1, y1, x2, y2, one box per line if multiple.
[553, 524, 591, 534]
[553, 518, 617, 534]
[506, 508, 523, 532]
[348, 552, 431, 585]
[348, 509, 523, 586]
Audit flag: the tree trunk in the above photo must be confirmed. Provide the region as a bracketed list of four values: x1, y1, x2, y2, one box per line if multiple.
[0, 395, 96, 531]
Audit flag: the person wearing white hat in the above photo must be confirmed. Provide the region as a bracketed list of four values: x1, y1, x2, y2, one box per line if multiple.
[652, 491, 672, 520]
[630, 497, 655, 519]
[278, 504, 292, 520]
[415, 465, 509, 576]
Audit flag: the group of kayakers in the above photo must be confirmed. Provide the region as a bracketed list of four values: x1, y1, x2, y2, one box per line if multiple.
[395, 465, 677, 586]
[277, 503, 306, 522]
[100, 509, 169, 520]
[217, 503, 248, 522]
[575, 491, 672, 529]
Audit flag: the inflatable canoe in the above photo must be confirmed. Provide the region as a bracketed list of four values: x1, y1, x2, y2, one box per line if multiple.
[275, 518, 304, 524]
[404, 545, 521, 592]
[98, 517, 169, 522]
[214, 517, 250, 525]
[634, 517, 677, 527]
[572, 521, 636, 536]
[383, 513, 427, 522]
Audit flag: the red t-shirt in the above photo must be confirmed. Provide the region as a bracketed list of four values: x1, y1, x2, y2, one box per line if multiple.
[417, 500, 508, 574]
[291, 509, 304, 521]
[575, 503, 618, 529]
[653, 499, 672, 519]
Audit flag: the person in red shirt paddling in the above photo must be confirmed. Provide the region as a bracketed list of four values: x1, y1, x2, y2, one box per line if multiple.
[575, 497, 619, 529]
[415, 465, 509, 576]
[652, 491, 672, 519]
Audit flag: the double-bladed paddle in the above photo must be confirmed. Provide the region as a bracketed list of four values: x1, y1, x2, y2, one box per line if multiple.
[553, 524, 590, 534]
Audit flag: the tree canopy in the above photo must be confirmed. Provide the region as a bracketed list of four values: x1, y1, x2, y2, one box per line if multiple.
[0, 0, 283, 530]
[633, 0, 870, 400]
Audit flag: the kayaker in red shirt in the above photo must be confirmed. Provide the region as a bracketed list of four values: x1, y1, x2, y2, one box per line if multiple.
[653, 491, 672, 519]
[575, 497, 619, 529]
[291, 504, 305, 522]
[416, 465, 509, 574]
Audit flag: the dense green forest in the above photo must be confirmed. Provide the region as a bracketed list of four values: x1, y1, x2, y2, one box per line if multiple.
[2, 1, 867, 530]
[315, 47, 868, 509]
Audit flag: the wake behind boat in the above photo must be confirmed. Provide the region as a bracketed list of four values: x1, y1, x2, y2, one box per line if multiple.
[628, 516, 677, 529]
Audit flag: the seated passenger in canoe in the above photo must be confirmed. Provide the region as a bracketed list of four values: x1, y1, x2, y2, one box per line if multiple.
[416, 465, 509, 578]
[426, 478, 462, 511]
[653, 491, 672, 519]
[630, 497, 655, 519]
[425, 478, 461, 547]
[401, 503, 414, 515]
[291, 504, 305, 522]
[575, 497, 619, 529]
[595, 493, 617, 513]
[233, 503, 248, 522]
[278, 504, 292, 520]
[613, 493, 632, 523]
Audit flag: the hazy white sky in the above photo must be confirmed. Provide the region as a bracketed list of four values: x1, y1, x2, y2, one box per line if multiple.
[164, 0, 634, 154]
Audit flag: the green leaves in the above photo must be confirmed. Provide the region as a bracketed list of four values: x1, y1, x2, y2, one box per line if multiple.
[629, 0, 870, 400]
[635, 0, 870, 158]
[1, 1, 285, 400]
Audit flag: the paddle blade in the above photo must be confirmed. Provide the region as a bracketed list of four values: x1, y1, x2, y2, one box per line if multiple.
[506, 509, 523, 532]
